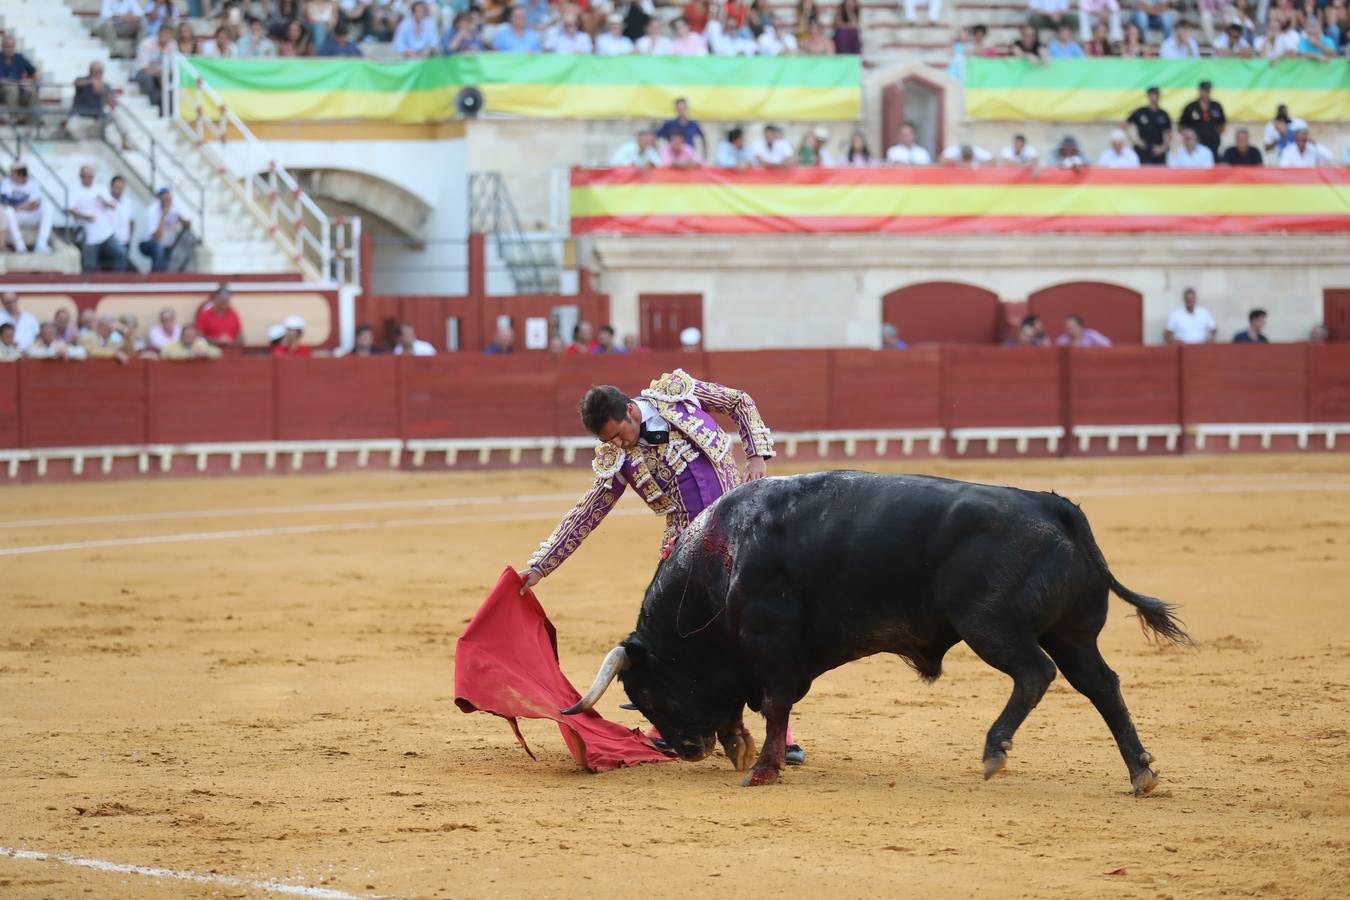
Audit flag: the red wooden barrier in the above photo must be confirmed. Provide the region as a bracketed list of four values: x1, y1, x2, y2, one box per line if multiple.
[0, 363, 18, 449]
[20, 360, 149, 447]
[1067, 346, 1180, 424]
[1028, 282, 1144, 345]
[146, 357, 275, 444]
[276, 356, 401, 440]
[1309, 343, 1350, 423]
[400, 356, 558, 438]
[703, 351, 832, 432]
[828, 348, 943, 430]
[1182, 344, 1309, 423]
[942, 347, 1062, 428]
[552, 351, 695, 435]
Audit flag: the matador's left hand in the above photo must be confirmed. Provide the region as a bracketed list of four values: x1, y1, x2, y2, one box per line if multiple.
[744, 456, 768, 482]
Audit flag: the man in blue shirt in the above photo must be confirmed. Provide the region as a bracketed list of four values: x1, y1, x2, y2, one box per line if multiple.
[0, 35, 39, 119]
[492, 6, 544, 52]
[393, 0, 440, 56]
[656, 98, 706, 158]
[318, 23, 364, 56]
[1232, 309, 1270, 343]
[1046, 24, 1085, 58]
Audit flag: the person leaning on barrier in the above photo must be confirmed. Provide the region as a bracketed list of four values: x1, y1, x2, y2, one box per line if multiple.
[160, 324, 223, 360]
[25, 322, 88, 361]
[0, 322, 21, 362]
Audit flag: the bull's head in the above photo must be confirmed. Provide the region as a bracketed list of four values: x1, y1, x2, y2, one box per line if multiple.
[561, 638, 738, 763]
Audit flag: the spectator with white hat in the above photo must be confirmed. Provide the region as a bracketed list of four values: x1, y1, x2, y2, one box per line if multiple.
[1276, 124, 1332, 168]
[272, 315, 312, 357]
[679, 326, 702, 352]
[1096, 128, 1141, 168]
[596, 14, 635, 54]
[798, 127, 836, 167]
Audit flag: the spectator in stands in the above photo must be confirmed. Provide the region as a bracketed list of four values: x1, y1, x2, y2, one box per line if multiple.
[200, 25, 238, 57]
[484, 324, 516, 354]
[141, 0, 170, 42]
[306, 0, 339, 48]
[63, 62, 128, 146]
[1296, 17, 1336, 58]
[1011, 314, 1049, 347]
[266, 323, 286, 351]
[443, 11, 486, 53]
[1, 163, 54, 256]
[319, 22, 363, 55]
[195, 285, 244, 347]
[494, 7, 544, 51]
[1180, 81, 1226, 159]
[1028, 0, 1074, 30]
[800, 17, 836, 54]
[1232, 308, 1269, 343]
[238, 18, 279, 56]
[1054, 135, 1087, 171]
[53, 308, 76, 343]
[611, 129, 662, 168]
[1164, 287, 1216, 344]
[1057, 314, 1112, 346]
[658, 99, 707, 158]
[1309, 323, 1329, 342]
[750, 124, 795, 168]
[1000, 133, 1039, 168]
[1264, 105, 1297, 156]
[684, 0, 711, 33]
[0, 292, 38, 350]
[133, 26, 175, 108]
[596, 14, 636, 54]
[139, 186, 195, 272]
[393, 1, 440, 55]
[1167, 128, 1214, 168]
[885, 123, 932, 166]
[833, 0, 862, 54]
[0, 36, 39, 125]
[1158, 18, 1199, 56]
[108, 175, 135, 255]
[1131, 0, 1176, 42]
[1220, 128, 1263, 166]
[1012, 25, 1048, 61]
[78, 308, 98, 342]
[1116, 21, 1149, 55]
[272, 315, 312, 357]
[565, 321, 595, 353]
[1213, 22, 1254, 55]
[82, 316, 132, 363]
[337, 324, 382, 356]
[98, 0, 143, 58]
[940, 143, 992, 168]
[0, 323, 19, 362]
[671, 17, 710, 54]
[277, 19, 314, 56]
[119, 313, 148, 355]
[716, 127, 756, 169]
[798, 127, 836, 166]
[1047, 23, 1087, 56]
[148, 306, 181, 351]
[69, 165, 127, 273]
[1085, 22, 1118, 55]
[161, 323, 223, 359]
[844, 130, 873, 166]
[660, 130, 704, 169]
[1097, 128, 1141, 167]
[592, 324, 621, 353]
[25, 322, 88, 360]
[1126, 86, 1171, 165]
[175, 20, 200, 55]
[637, 17, 674, 53]
[1277, 124, 1332, 167]
[1254, 20, 1299, 59]
[392, 324, 435, 356]
[757, 19, 800, 55]
[879, 323, 906, 349]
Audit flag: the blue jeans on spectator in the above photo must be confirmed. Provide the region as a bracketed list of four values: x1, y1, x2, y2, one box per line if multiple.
[139, 237, 171, 271]
[1132, 10, 1175, 39]
[83, 237, 128, 273]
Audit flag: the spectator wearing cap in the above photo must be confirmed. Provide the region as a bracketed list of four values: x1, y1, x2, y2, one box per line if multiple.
[798, 128, 836, 166]
[596, 14, 636, 54]
[657, 99, 707, 158]
[885, 122, 932, 166]
[1131, 0, 1176, 42]
[1158, 19, 1199, 56]
[1055, 136, 1087, 171]
[148, 307, 181, 351]
[1220, 128, 1263, 166]
[1, 162, 54, 255]
[1180, 80, 1226, 158]
[1047, 24, 1086, 56]
[1056, 314, 1113, 347]
[1167, 128, 1214, 168]
[999, 134, 1039, 168]
[272, 316, 312, 357]
[1164, 288, 1216, 344]
[0, 323, 20, 362]
[25, 322, 88, 360]
[0, 35, 39, 119]
[394, 323, 437, 356]
[750, 124, 796, 169]
[1097, 129, 1141, 168]
[1277, 125, 1332, 168]
[660, 131, 704, 169]
[716, 127, 756, 169]
[68, 165, 127, 272]
[318, 22, 363, 56]
[139, 185, 195, 272]
[0, 292, 39, 350]
[267, 323, 287, 351]
[1232, 308, 1269, 344]
[394, 1, 440, 57]
[195, 285, 244, 347]
[161, 324, 223, 359]
[940, 143, 993, 168]
[493, 7, 544, 52]
[1126, 86, 1172, 166]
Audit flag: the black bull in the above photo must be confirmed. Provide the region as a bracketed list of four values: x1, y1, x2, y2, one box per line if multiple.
[564, 471, 1189, 794]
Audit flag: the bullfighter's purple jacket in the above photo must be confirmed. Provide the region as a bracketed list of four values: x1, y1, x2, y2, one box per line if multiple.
[526, 369, 775, 576]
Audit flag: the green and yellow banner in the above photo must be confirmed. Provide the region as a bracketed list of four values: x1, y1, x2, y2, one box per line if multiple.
[570, 168, 1350, 235]
[965, 58, 1349, 122]
[181, 55, 860, 123]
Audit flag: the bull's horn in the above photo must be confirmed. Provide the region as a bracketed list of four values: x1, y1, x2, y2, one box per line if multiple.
[560, 646, 629, 715]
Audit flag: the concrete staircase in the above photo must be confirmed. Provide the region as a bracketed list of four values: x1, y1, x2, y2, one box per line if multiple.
[0, 0, 299, 275]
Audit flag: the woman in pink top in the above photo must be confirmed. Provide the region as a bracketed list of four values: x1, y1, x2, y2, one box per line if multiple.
[659, 132, 704, 169]
[670, 18, 709, 54]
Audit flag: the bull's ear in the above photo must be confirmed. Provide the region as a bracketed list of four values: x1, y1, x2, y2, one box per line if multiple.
[620, 636, 646, 663]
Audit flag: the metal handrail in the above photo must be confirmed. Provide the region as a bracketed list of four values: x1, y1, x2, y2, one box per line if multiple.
[102, 104, 208, 240]
[469, 171, 554, 294]
[0, 115, 72, 237]
[162, 52, 360, 285]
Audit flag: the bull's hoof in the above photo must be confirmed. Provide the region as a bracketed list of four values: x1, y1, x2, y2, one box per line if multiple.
[982, 750, 1008, 780]
[1131, 767, 1159, 796]
[742, 765, 780, 787]
[720, 728, 757, 772]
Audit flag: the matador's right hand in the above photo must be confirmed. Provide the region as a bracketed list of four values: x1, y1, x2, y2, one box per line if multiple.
[516, 567, 543, 596]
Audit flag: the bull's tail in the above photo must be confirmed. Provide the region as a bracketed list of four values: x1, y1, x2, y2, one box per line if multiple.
[1059, 496, 1192, 647]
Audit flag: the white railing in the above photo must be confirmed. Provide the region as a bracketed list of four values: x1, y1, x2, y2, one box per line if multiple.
[162, 52, 361, 286]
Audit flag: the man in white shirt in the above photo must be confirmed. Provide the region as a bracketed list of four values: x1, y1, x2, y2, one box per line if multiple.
[595, 14, 635, 55]
[939, 143, 992, 168]
[0, 292, 39, 350]
[1158, 20, 1199, 58]
[1277, 126, 1332, 168]
[1097, 128, 1141, 168]
[1164, 288, 1217, 344]
[756, 23, 797, 56]
[98, 0, 142, 52]
[68, 165, 127, 272]
[999, 134, 1038, 168]
[1167, 128, 1214, 169]
[393, 324, 436, 356]
[198, 26, 238, 58]
[147, 306, 181, 351]
[108, 175, 135, 251]
[749, 125, 795, 169]
[24, 321, 88, 360]
[139, 185, 193, 272]
[885, 123, 932, 166]
[1, 162, 53, 254]
[545, 10, 594, 53]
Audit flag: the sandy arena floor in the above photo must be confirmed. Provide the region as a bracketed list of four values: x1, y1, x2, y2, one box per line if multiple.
[1, 455, 1348, 899]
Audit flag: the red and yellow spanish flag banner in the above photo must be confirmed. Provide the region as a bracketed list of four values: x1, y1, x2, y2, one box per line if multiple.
[569, 168, 1350, 235]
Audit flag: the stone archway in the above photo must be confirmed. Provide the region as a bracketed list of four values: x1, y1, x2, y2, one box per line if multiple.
[294, 169, 433, 244]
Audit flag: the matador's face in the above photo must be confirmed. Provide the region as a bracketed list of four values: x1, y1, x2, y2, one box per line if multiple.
[596, 402, 642, 451]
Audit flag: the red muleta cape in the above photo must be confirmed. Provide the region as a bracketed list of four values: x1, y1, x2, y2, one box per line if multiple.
[453, 567, 671, 773]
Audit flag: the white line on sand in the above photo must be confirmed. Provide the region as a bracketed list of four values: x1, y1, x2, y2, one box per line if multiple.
[0, 846, 366, 899]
